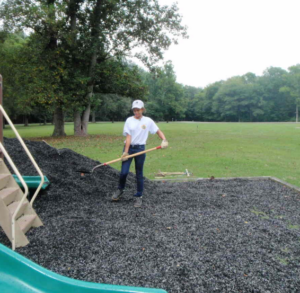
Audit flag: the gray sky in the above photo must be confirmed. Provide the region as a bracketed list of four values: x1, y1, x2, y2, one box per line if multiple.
[158, 0, 300, 88]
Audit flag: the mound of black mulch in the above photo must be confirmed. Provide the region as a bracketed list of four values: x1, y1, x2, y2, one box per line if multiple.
[1, 137, 300, 293]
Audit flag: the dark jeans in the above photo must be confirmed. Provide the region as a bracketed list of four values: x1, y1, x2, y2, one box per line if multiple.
[118, 145, 146, 197]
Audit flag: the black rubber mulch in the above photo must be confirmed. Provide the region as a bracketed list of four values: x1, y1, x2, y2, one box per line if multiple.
[1, 137, 300, 293]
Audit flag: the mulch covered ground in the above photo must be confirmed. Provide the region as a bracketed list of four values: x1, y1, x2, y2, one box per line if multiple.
[1, 137, 300, 293]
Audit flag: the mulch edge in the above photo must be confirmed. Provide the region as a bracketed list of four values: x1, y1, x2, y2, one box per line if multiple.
[152, 176, 300, 194]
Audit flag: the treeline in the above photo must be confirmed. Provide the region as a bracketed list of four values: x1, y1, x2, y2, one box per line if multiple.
[2, 31, 299, 128]
[184, 67, 300, 122]
[144, 63, 300, 123]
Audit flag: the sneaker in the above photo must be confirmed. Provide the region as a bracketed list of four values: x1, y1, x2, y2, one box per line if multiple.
[134, 197, 142, 208]
[111, 189, 123, 201]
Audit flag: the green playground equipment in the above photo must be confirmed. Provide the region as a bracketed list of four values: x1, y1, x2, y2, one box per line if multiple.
[0, 95, 48, 249]
[0, 243, 167, 293]
[12, 175, 50, 190]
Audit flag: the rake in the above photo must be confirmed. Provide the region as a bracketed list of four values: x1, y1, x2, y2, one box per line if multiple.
[78, 146, 162, 174]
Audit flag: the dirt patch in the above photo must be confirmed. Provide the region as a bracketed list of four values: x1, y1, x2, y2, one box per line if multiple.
[1, 138, 300, 292]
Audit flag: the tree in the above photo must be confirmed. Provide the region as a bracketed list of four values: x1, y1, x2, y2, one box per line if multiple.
[200, 81, 223, 121]
[0, 31, 27, 119]
[280, 65, 300, 123]
[259, 67, 289, 121]
[95, 94, 132, 122]
[184, 86, 203, 121]
[212, 74, 263, 122]
[145, 61, 186, 121]
[0, 0, 187, 136]
[87, 58, 148, 123]
[0, 31, 55, 126]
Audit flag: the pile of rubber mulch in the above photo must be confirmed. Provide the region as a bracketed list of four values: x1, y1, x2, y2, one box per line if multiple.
[1, 137, 300, 293]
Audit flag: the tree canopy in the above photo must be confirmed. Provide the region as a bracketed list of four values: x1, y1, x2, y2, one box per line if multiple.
[0, 0, 187, 135]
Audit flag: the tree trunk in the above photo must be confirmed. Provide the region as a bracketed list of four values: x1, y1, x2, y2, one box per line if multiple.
[74, 111, 81, 135]
[74, 104, 91, 136]
[296, 105, 298, 123]
[24, 116, 29, 127]
[92, 111, 96, 123]
[73, 0, 102, 135]
[52, 106, 66, 136]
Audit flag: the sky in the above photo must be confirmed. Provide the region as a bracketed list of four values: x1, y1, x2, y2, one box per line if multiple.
[157, 0, 300, 88]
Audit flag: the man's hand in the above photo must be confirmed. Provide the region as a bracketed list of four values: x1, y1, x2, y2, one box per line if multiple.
[161, 139, 169, 149]
[121, 152, 129, 161]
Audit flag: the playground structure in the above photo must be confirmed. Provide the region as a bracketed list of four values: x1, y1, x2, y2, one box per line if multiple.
[0, 75, 45, 250]
[0, 103, 45, 250]
[12, 175, 50, 190]
[0, 243, 167, 293]
[0, 74, 168, 293]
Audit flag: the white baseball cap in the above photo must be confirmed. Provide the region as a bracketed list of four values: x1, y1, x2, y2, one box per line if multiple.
[131, 100, 144, 109]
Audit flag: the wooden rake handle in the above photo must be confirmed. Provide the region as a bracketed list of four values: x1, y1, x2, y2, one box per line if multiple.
[91, 146, 162, 172]
[103, 146, 162, 166]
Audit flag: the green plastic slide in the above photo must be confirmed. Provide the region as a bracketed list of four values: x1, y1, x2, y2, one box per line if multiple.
[0, 243, 167, 293]
[12, 175, 50, 189]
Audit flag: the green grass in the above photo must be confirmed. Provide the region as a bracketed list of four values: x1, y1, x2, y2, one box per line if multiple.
[250, 207, 270, 220]
[276, 256, 289, 266]
[4, 122, 300, 187]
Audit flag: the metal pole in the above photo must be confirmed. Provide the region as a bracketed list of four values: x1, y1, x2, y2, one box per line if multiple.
[0, 74, 3, 158]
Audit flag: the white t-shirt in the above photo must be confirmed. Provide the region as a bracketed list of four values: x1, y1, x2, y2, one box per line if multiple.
[123, 116, 159, 145]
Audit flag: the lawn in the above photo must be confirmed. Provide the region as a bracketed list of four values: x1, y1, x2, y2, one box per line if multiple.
[3, 122, 300, 187]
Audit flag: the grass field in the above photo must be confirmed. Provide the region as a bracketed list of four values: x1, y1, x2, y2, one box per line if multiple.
[3, 122, 300, 187]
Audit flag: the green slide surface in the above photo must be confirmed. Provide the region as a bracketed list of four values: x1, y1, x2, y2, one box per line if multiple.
[0, 243, 167, 293]
[12, 175, 50, 189]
